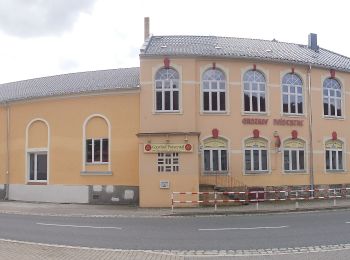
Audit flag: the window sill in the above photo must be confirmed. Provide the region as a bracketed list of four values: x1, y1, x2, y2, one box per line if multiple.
[154, 110, 181, 114]
[325, 170, 346, 174]
[80, 171, 112, 176]
[201, 111, 228, 115]
[27, 181, 47, 185]
[244, 171, 269, 175]
[242, 112, 268, 116]
[283, 171, 308, 175]
[323, 116, 345, 120]
[202, 171, 229, 175]
[86, 162, 109, 165]
[282, 113, 306, 118]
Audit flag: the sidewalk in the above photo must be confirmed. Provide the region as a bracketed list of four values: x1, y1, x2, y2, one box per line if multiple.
[1, 198, 350, 217]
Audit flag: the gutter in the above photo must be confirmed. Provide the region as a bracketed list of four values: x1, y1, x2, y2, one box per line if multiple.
[4, 102, 10, 200]
[307, 65, 314, 193]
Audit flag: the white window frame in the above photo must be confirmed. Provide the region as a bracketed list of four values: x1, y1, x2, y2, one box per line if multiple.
[282, 73, 304, 115]
[325, 148, 343, 171]
[203, 148, 228, 174]
[323, 78, 343, 118]
[243, 70, 266, 113]
[283, 148, 306, 172]
[202, 69, 226, 112]
[157, 153, 179, 172]
[155, 68, 180, 112]
[86, 138, 109, 164]
[244, 148, 268, 173]
[27, 150, 48, 182]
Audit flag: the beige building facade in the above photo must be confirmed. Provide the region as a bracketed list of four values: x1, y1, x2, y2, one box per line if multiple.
[0, 27, 349, 207]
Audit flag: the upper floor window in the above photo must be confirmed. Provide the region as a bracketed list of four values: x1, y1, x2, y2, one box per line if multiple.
[155, 68, 179, 112]
[325, 139, 344, 171]
[243, 70, 266, 113]
[282, 73, 303, 115]
[283, 138, 306, 172]
[203, 137, 228, 174]
[323, 78, 342, 117]
[202, 69, 226, 112]
[244, 137, 268, 173]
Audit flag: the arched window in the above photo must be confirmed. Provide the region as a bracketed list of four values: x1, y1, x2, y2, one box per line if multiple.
[283, 138, 306, 172]
[26, 118, 50, 183]
[325, 139, 344, 171]
[244, 137, 268, 173]
[202, 69, 226, 112]
[82, 114, 111, 172]
[323, 78, 342, 117]
[203, 137, 228, 173]
[282, 73, 303, 114]
[243, 70, 266, 113]
[155, 68, 179, 111]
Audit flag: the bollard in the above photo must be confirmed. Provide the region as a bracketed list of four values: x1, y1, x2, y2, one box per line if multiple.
[333, 189, 337, 207]
[256, 191, 259, 211]
[295, 190, 299, 209]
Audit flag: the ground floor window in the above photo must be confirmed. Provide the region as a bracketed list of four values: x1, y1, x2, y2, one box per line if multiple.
[158, 153, 179, 172]
[202, 137, 228, 173]
[86, 138, 108, 163]
[325, 139, 343, 171]
[204, 149, 228, 172]
[283, 138, 306, 172]
[29, 152, 47, 181]
[244, 137, 268, 173]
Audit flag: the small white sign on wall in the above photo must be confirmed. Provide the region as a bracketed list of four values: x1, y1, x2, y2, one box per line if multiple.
[160, 180, 170, 189]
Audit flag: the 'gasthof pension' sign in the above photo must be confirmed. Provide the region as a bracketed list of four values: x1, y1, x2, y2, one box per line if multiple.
[144, 143, 193, 153]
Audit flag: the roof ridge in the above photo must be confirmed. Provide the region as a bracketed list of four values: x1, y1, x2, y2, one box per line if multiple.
[151, 34, 306, 47]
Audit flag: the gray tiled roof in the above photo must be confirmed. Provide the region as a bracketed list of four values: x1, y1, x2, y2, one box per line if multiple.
[0, 67, 140, 103]
[141, 35, 350, 72]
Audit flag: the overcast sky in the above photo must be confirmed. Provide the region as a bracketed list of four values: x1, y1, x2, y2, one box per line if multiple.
[0, 0, 348, 83]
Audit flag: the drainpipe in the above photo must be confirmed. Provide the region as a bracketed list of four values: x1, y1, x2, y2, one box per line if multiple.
[4, 102, 10, 200]
[307, 65, 314, 194]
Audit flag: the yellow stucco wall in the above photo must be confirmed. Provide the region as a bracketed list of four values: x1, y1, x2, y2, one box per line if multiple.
[139, 56, 350, 200]
[5, 92, 140, 186]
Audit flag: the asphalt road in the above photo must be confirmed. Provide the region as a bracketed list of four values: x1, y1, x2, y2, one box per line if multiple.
[1, 210, 350, 251]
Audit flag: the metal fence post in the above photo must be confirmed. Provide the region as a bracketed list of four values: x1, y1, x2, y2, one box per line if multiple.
[214, 192, 217, 212]
[295, 191, 299, 209]
[256, 191, 259, 211]
[171, 192, 174, 213]
[333, 189, 337, 207]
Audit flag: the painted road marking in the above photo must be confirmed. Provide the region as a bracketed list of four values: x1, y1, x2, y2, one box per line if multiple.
[36, 223, 122, 230]
[198, 225, 289, 231]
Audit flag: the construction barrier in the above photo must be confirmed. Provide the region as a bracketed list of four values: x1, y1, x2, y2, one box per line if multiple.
[171, 188, 350, 212]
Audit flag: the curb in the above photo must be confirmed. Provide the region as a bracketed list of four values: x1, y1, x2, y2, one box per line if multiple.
[167, 205, 350, 217]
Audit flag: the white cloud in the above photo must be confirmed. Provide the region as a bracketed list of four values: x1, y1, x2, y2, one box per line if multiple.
[0, 0, 96, 37]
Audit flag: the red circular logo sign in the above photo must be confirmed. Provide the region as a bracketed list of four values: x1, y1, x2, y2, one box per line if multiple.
[145, 144, 152, 151]
[185, 144, 192, 151]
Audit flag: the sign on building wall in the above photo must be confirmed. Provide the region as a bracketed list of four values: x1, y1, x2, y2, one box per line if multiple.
[284, 139, 305, 149]
[245, 137, 268, 148]
[144, 143, 193, 153]
[325, 140, 343, 149]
